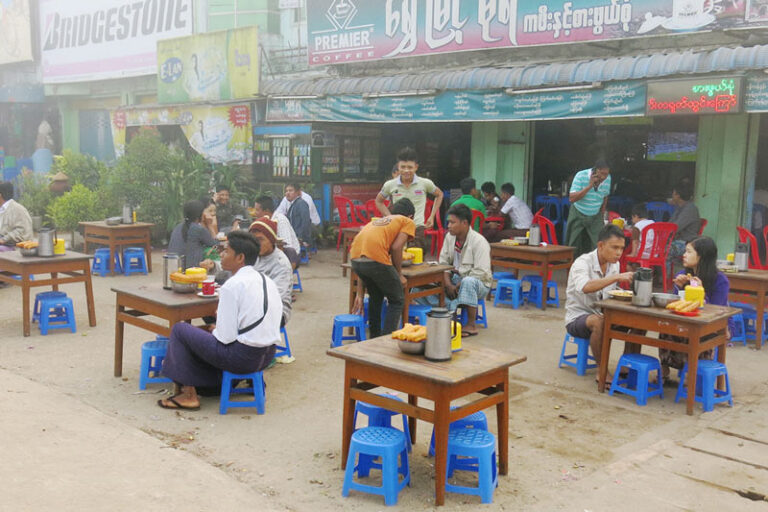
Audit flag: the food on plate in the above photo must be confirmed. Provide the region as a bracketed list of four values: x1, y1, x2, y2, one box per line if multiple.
[170, 271, 207, 284]
[402, 250, 415, 261]
[16, 240, 38, 249]
[665, 299, 700, 312]
[609, 290, 633, 298]
[392, 323, 427, 342]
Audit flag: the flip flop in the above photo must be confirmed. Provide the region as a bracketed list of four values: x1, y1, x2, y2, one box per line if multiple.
[461, 330, 478, 338]
[157, 395, 200, 411]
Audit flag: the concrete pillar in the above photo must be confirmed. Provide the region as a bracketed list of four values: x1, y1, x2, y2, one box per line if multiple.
[470, 121, 532, 203]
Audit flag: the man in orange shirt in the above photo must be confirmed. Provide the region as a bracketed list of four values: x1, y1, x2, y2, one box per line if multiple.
[350, 199, 416, 337]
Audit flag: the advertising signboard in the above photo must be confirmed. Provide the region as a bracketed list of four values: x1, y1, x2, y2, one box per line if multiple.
[0, 0, 34, 65]
[646, 77, 743, 116]
[157, 26, 259, 103]
[308, 0, 768, 66]
[40, 0, 193, 83]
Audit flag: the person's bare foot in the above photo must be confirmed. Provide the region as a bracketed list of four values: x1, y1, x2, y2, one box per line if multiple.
[158, 385, 200, 410]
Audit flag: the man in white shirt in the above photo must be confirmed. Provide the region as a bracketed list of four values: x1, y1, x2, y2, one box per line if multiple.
[253, 195, 300, 268]
[158, 231, 282, 411]
[0, 181, 33, 250]
[275, 188, 321, 226]
[484, 182, 533, 243]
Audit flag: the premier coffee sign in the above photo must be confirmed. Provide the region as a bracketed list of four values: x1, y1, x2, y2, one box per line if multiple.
[646, 77, 744, 116]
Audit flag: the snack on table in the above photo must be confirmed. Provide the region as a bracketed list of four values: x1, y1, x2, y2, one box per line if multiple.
[402, 250, 415, 261]
[665, 299, 700, 312]
[16, 240, 38, 249]
[170, 271, 207, 284]
[392, 323, 427, 342]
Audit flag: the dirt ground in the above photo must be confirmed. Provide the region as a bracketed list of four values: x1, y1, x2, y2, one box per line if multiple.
[1, 248, 767, 510]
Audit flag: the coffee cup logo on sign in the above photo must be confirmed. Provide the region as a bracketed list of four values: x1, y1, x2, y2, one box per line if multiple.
[672, 0, 713, 21]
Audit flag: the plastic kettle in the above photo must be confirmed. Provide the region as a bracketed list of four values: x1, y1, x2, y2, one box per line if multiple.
[425, 307, 455, 361]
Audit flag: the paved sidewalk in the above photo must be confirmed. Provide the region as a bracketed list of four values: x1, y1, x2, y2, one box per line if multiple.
[0, 368, 278, 512]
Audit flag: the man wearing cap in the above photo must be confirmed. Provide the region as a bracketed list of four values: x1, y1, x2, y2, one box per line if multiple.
[253, 195, 301, 269]
[249, 217, 293, 325]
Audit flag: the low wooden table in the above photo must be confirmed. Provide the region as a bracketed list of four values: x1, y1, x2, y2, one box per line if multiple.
[327, 336, 526, 505]
[80, 221, 154, 274]
[489, 243, 575, 309]
[726, 270, 768, 349]
[340, 227, 361, 277]
[345, 262, 453, 322]
[0, 250, 96, 337]
[111, 284, 218, 377]
[597, 299, 738, 415]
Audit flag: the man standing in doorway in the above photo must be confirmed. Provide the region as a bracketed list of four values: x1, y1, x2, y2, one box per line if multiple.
[285, 183, 312, 250]
[376, 147, 443, 252]
[566, 159, 612, 257]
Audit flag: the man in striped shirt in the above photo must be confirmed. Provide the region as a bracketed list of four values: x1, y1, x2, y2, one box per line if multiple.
[565, 159, 612, 257]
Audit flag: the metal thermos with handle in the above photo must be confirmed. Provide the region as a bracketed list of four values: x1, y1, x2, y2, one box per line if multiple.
[735, 242, 749, 271]
[122, 205, 134, 224]
[163, 254, 185, 289]
[37, 227, 56, 257]
[529, 225, 541, 246]
[425, 307, 454, 362]
[632, 267, 653, 307]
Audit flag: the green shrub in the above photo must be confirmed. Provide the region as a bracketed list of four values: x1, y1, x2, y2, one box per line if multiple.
[47, 184, 109, 233]
[17, 172, 52, 219]
[52, 150, 108, 190]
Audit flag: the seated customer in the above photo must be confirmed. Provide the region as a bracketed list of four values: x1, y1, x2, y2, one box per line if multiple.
[158, 231, 282, 411]
[628, 203, 654, 260]
[564, 224, 634, 378]
[0, 181, 33, 251]
[350, 198, 416, 338]
[667, 180, 701, 263]
[249, 217, 293, 325]
[167, 200, 216, 267]
[481, 181, 501, 215]
[434, 204, 493, 337]
[253, 195, 301, 269]
[484, 182, 533, 243]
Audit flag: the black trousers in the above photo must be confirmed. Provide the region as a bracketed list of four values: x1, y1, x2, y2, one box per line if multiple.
[351, 259, 404, 338]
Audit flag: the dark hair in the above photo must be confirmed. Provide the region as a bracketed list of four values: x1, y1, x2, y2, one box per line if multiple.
[390, 198, 415, 218]
[215, 185, 230, 193]
[0, 181, 13, 201]
[686, 236, 719, 294]
[226, 230, 261, 266]
[182, 200, 206, 243]
[594, 158, 610, 170]
[447, 203, 472, 224]
[459, 177, 476, 195]
[255, 195, 274, 213]
[632, 203, 648, 218]
[500, 182, 515, 196]
[674, 180, 694, 201]
[481, 182, 496, 194]
[396, 146, 419, 164]
[286, 183, 301, 191]
[597, 224, 625, 242]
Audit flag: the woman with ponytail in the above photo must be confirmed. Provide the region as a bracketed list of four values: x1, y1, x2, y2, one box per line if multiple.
[168, 200, 216, 267]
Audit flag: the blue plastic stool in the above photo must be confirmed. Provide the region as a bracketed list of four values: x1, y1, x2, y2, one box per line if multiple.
[445, 428, 498, 504]
[609, 354, 663, 406]
[522, 275, 559, 307]
[737, 304, 768, 344]
[354, 393, 412, 451]
[92, 247, 122, 276]
[219, 370, 265, 415]
[33, 291, 67, 323]
[558, 334, 597, 376]
[490, 272, 516, 297]
[342, 426, 410, 506]
[38, 296, 76, 335]
[293, 268, 303, 292]
[299, 246, 310, 264]
[407, 304, 432, 325]
[729, 313, 747, 346]
[458, 298, 488, 328]
[331, 314, 367, 347]
[139, 338, 172, 389]
[275, 326, 292, 358]
[675, 360, 733, 412]
[493, 278, 522, 309]
[429, 408, 488, 456]
[123, 247, 148, 276]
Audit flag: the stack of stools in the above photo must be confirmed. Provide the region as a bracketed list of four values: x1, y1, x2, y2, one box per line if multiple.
[219, 370, 265, 414]
[459, 298, 488, 328]
[558, 334, 597, 376]
[331, 314, 367, 347]
[521, 275, 559, 307]
[609, 354, 664, 406]
[91, 248, 122, 276]
[675, 360, 733, 412]
[293, 268, 302, 292]
[275, 326, 292, 358]
[342, 426, 410, 506]
[446, 428, 498, 504]
[493, 278, 522, 309]
[407, 304, 432, 325]
[729, 313, 747, 346]
[36, 292, 76, 335]
[123, 247, 148, 276]
[139, 335, 172, 389]
[490, 271, 516, 298]
[428, 409, 488, 456]
[354, 394, 413, 450]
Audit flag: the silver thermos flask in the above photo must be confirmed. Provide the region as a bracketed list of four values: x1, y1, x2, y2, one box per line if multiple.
[529, 224, 541, 246]
[163, 253, 185, 289]
[735, 242, 749, 271]
[425, 307, 453, 361]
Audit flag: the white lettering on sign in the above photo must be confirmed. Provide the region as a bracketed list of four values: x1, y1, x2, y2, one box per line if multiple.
[313, 30, 371, 51]
[522, 0, 632, 39]
[425, 0, 467, 49]
[478, 0, 517, 44]
[385, 0, 418, 57]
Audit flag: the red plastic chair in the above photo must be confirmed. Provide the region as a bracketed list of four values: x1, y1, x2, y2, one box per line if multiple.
[424, 199, 445, 255]
[532, 213, 559, 245]
[608, 211, 621, 222]
[698, 218, 707, 236]
[355, 204, 371, 223]
[365, 198, 381, 219]
[737, 226, 765, 269]
[623, 222, 678, 292]
[470, 209, 486, 233]
[333, 196, 365, 250]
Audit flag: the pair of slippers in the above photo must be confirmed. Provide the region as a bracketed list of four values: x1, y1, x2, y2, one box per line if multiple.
[461, 330, 478, 338]
[157, 395, 200, 411]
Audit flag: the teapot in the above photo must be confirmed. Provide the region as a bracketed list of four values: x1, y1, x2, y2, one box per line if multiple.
[632, 267, 653, 307]
[425, 307, 456, 361]
[38, 227, 56, 257]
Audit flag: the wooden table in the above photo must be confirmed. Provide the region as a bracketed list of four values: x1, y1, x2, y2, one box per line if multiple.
[340, 227, 361, 277]
[489, 243, 575, 309]
[327, 336, 526, 505]
[80, 221, 154, 274]
[0, 250, 96, 337]
[726, 270, 768, 349]
[111, 284, 218, 377]
[596, 299, 738, 415]
[346, 262, 453, 322]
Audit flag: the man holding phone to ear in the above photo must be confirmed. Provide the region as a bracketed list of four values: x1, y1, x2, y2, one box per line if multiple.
[565, 159, 612, 258]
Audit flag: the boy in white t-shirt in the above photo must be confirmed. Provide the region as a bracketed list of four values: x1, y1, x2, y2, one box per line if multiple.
[629, 203, 655, 260]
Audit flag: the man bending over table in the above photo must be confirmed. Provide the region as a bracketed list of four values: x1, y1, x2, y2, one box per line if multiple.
[565, 224, 637, 380]
[158, 231, 282, 411]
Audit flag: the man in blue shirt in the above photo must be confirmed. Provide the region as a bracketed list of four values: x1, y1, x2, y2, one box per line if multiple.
[565, 159, 612, 257]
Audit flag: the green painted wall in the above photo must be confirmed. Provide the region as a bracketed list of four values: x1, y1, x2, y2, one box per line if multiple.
[695, 113, 758, 255]
[470, 121, 532, 203]
[59, 104, 79, 153]
[207, 0, 280, 32]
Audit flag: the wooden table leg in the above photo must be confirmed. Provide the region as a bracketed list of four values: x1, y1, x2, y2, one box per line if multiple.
[145, 238, 152, 272]
[755, 289, 765, 350]
[21, 277, 31, 337]
[407, 394, 418, 443]
[685, 342, 698, 415]
[114, 301, 125, 377]
[51, 272, 59, 291]
[402, 286, 411, 324]
[597, 312, 612, 393]
[540, 257, 549, 310]
[497, 372, 510, 475]
[340, 365, 356, 470]
[717, 334, 727, 390]
[433, 390, 450, 506]
[83, 265, 96, 327]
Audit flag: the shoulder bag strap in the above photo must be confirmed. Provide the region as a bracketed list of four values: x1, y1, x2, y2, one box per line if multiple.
[237, 272, 269, 336]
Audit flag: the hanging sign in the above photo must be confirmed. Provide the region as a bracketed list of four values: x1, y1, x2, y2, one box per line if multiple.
[646, 77, 743, 116]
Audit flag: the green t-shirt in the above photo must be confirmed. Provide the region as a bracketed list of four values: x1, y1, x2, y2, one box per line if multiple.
[451, 195, 486, 230]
